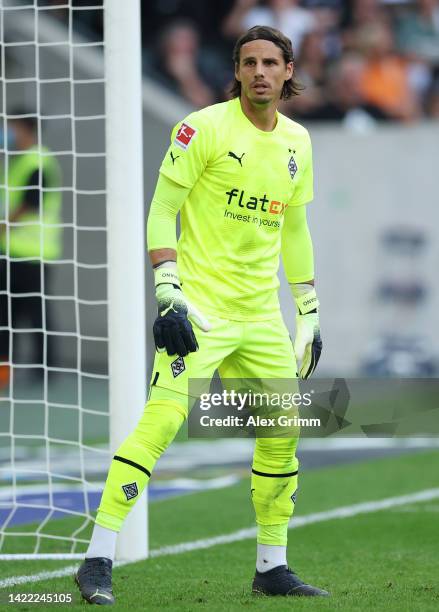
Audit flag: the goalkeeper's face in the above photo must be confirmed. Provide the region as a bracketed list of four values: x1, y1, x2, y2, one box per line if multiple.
[235, 39, 293, 106]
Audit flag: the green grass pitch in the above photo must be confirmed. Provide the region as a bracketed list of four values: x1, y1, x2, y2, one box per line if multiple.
[1, 450, 439, 611]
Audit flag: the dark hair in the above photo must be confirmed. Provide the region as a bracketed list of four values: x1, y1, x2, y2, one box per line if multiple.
[8, 107, 38, 133]
[230, 25, 303, 100]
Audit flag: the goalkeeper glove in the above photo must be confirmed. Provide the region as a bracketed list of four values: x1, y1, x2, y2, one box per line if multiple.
[153, 262, 211, 357]
[291, 284, 322, 379]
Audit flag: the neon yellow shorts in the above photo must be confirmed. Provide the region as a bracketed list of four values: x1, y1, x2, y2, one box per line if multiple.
[148, 311, 298, 417]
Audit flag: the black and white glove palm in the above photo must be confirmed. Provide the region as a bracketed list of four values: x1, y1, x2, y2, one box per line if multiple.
[292, 285, 322, 379]
[153, 262, 211, 357]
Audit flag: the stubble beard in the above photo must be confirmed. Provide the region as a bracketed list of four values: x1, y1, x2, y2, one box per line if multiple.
[246, 88, 274, 107]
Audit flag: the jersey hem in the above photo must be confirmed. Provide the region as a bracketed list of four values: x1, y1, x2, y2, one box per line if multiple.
[147, 242, 178, 251]
[288, 196, 313, 208]
[285, 272, 315, 284]
[159, 167, 193, 189]
[195, 304, 283, 323]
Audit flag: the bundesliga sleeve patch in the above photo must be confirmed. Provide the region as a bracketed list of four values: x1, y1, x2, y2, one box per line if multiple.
[175, 123, 197, 150]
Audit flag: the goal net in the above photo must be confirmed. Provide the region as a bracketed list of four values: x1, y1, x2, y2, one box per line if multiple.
[0, 0, 147, 560]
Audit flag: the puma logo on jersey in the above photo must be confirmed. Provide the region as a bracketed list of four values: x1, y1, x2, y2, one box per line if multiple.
[161, 302, 178, 317]
[228, 151, 245, 166]
[170, 151, 180, 165]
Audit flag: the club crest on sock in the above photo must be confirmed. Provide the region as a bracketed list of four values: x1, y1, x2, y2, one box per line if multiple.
[122, 482, 138, 501]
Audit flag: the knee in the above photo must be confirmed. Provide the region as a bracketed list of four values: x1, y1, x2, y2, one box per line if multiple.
[132, 399, 186, 456]
[253, 437, 299, 474]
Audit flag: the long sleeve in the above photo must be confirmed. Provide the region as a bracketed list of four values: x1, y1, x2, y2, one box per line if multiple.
[281, 204, 314, 284]
[146, 173, 190, 252]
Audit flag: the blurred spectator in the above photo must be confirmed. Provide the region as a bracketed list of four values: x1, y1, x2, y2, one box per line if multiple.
[295, 54, 391, 126]
[341, 0, 390, 49]
[0, 110, 62, 387]
[50, 0, 439, 122]
[142, 0, 235, 48]
[356, 22, 420, 121]
[223, 0, 316, 57]
[426, 78, 439, 116]
[342, 0, 389, 32]
[146, 19, 228, 108]
[308, 3, 343, 60]
[395, 0, 439, 64]
[281, 30, 327, 116]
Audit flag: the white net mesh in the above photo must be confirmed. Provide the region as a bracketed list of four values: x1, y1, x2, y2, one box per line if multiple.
[0, 0, 110, 557]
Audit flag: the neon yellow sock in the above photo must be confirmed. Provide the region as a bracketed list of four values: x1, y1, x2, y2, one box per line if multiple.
[251, 437, 299, 546]
[257, 524, 289, 547]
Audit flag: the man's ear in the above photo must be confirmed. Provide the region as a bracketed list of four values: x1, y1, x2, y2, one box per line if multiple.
[286, 61, 294, 80]
[235, 63, 241, 82]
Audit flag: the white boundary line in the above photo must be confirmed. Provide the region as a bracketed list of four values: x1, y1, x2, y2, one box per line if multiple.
[1, 487, 439, 588]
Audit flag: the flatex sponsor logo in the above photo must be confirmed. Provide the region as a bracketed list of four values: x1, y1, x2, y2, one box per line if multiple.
[225, 188, 288, 215]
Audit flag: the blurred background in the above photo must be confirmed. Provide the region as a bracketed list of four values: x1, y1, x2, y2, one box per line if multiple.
[0, 0, 438, 556]
[67, 0, 439, 122]
[2, 0, 439, 381]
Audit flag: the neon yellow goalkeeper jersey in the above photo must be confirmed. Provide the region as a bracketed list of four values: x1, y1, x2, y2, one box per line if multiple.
[159, 97, 313, 321]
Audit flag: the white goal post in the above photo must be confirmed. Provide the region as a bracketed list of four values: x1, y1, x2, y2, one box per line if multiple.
[0, 0, 147, 561]
[105, 0, 147, 562]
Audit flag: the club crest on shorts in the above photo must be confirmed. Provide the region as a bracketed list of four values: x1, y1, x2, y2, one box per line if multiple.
[171, 356, 185, 378]
[291, 488, 298, 504]
[122, 482, 138, 501]
[288, 154, 298, 180]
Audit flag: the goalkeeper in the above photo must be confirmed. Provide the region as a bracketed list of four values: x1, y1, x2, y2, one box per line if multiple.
[76, 25, 327, 604]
